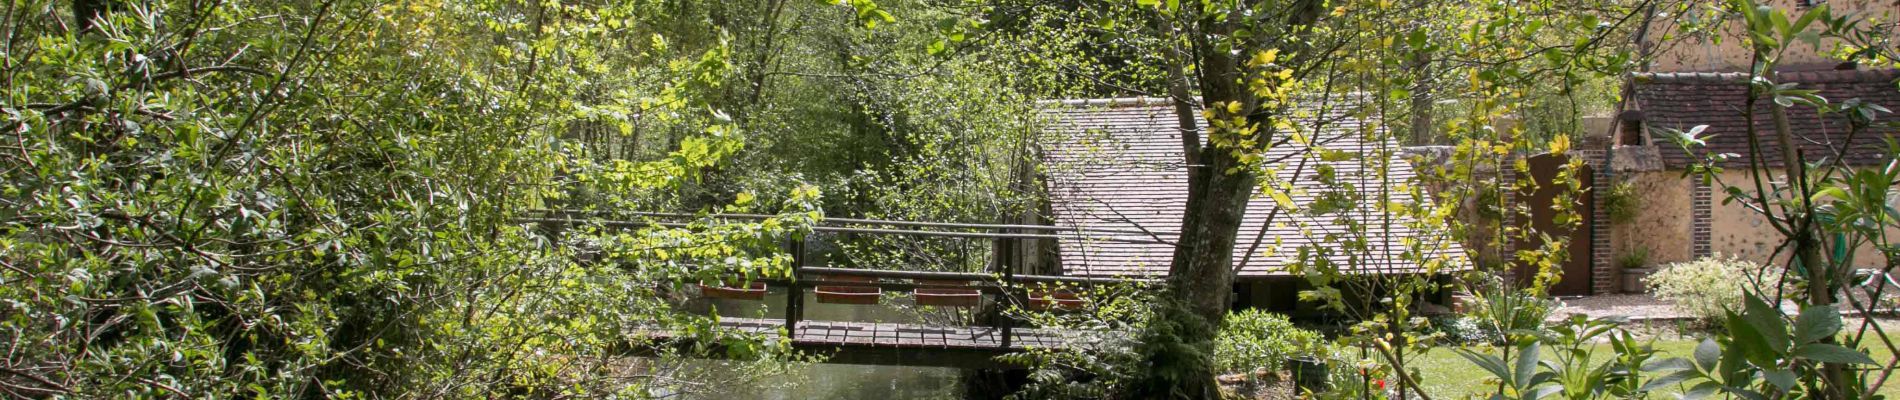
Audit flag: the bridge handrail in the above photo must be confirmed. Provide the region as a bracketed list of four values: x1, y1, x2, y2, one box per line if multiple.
[793, 266, 1160, 285]
[528, 210, 1167, 349]
[527, 209, 1182, 238]
[517, 216, 1173, 244]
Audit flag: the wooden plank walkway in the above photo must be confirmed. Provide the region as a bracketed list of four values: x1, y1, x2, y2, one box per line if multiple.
[633, 318, 1077, 368]
[717, 317, 1067, 350]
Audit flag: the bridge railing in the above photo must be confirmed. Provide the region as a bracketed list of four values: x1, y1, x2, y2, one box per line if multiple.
[523, 210, 1165, 349]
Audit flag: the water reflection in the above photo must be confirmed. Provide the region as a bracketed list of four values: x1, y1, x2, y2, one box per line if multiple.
[680, 288, 964, 400]
[678, 362, 961, 400]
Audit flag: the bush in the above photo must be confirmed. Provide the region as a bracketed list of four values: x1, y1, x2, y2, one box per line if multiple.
[1426, 315, 1503, 345]
[1474, 288, 1557, 338]
[1647, 255, 1783, 322]
[1215, 309, 1322, 375]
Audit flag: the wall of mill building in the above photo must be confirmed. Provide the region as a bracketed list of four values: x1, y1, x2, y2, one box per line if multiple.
[1612, 161, 1900, 275]
[1645, 0, 1899, 73]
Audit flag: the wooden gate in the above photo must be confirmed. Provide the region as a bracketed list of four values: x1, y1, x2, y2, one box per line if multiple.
[1513, 153, 1595, 296]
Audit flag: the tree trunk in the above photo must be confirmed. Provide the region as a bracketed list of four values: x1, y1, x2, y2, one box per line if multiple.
[1765, 69, 1850, 399]
[1132, 2, 1326, 397]
[1132, 12, 1258, 400]
[1407, 51, 1435, 145]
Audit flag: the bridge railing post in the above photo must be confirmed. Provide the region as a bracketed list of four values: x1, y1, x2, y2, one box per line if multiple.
[997, 229, 1014, 349]
[784, 233, 804, 341]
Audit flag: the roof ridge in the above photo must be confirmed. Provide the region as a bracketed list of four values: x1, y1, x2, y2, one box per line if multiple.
[1634, 69, 1900, 84]
[1035, 97, 1174, 108]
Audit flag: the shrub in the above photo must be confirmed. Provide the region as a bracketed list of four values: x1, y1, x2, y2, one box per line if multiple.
[1473, 287, 1557, 338]
[1215, 309, 1322, 375]
[1616, 247, 1650, 269]
[1647, 255, 1783, 322]
[1474, 185, 1505, 221]
[1603, 181, 1641, 224]
[1425, 315, 1503, 345]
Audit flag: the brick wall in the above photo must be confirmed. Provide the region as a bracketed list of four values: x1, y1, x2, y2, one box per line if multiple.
[1579, 148, 1614, 295]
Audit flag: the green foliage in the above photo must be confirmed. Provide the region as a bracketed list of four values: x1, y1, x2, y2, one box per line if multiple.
[1616, 247, 1650, 270]
[1454, 316, 1685, 400]
[0, 0, 826, 397]
[1648, 255, 1784, 323]
[1214, 309, 1321, 376]
[1634, 1, 1900, 398]
[1425, 315, 1504, 345]
[1471, 283, 1559, 341]
[996, 283, 1158, 399]
[1655, 296, 1877, 399]
[1602, 181, 1642, 224]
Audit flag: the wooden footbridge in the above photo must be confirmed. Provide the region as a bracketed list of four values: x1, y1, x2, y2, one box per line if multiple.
[528, 211, 1167, 369]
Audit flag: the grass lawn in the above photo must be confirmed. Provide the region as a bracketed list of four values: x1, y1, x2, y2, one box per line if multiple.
[1405, 337, 1900, 398]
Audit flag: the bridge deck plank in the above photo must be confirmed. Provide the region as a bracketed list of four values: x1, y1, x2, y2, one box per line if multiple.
[638, 317, 1073, 351]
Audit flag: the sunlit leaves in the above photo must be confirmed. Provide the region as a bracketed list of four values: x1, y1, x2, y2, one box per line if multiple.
[0, 0, 819, 397]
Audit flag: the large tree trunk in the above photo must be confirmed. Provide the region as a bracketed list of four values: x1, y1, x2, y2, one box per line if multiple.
[1131, 14, 1258, 400]
[1132, 2, 1326, 398]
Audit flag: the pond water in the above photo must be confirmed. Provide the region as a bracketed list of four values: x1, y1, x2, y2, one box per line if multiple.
[678, 288, 968, 400]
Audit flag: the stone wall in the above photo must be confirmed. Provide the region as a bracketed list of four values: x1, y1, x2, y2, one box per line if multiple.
[1706, 170, 1898, 268]
[1648, 0, 1898, 73]
[1610, 170, 1696, 266]
[1612, 166, 1899, 275]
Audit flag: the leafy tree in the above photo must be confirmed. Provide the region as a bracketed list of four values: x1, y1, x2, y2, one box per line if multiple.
[0, 0, 836, 397]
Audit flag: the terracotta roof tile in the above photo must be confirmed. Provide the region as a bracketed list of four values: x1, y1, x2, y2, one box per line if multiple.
[1633, 69, 1900, 169]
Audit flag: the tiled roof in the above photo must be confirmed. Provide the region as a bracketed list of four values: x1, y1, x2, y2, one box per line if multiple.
[1040, 97, 1466, 278]
[1632, 69, 1900, 169]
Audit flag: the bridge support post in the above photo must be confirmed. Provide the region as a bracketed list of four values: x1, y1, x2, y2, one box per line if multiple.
[785, 234, 804, 340]
[995, 230, 1014, 349]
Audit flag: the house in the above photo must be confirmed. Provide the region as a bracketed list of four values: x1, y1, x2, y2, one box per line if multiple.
[1033, 97, 1468, 313]
[1610, 69, 1900, 274]
[1592, 0, 1900, 291]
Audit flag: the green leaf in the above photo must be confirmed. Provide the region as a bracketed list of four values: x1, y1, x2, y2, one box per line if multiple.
[1793, 4, 1825, 33]
[1267, 189, 1296, 209]
[1724, 311, 1778, 367]
[1531, 385, 1563, 399]
[1763, 368, 1796, 391]
[1683, 381, 1721, 400]
[1453, 349, 1512, 382]
[1693, 338, 1720, 371]
[1641, 369, 1699, 392]
[1793, 343, 1876, 364]
[1793, 305, 1842, 343]
[1514, 341, 1540, 388]
[1741, 295, 1791, 352]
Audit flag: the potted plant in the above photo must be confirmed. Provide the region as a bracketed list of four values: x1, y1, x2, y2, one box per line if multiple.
[1618, 247, 1653, 293]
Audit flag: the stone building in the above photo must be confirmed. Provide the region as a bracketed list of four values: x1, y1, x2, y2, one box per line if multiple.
[1595, 0, 1900, 291]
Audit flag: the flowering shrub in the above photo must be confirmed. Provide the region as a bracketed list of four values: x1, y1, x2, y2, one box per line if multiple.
[1647, 254, 1784, 322]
